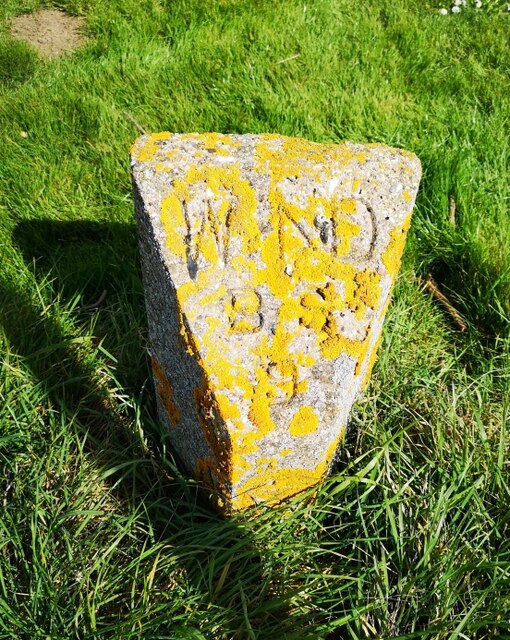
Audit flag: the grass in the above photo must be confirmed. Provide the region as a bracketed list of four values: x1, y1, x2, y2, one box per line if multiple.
[0, 0, 509, 637]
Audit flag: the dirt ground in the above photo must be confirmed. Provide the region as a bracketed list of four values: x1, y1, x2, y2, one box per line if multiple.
[9, 8, 86, 58]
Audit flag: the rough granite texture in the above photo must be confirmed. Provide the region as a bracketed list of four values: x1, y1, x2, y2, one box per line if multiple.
[131, 133, 421, 512]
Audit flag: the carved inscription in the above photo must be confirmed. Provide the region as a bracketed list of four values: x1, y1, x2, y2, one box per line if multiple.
[181, 195, 236, 278]
[273, 187, 377, 264]
[228, 289, 262, 333]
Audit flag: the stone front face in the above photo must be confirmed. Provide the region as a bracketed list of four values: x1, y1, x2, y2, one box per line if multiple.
[131, 133, 421, 512]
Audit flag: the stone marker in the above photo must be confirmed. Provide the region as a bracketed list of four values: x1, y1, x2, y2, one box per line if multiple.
[131, 133, 421, 512]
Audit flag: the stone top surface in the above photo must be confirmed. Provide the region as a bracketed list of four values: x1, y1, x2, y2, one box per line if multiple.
[131, 133, 421, 510]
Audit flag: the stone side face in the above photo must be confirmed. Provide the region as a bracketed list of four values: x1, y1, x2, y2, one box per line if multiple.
[131, 133, 421, 512]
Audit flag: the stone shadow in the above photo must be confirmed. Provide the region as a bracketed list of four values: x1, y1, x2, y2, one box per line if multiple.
[5, 216, 412, 637]
[2, 218, 279, 634]
[8, 220, 238, 517]
[8, 218, 220, 514]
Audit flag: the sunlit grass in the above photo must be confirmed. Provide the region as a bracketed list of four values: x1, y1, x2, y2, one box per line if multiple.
[0, 0, 509, 637]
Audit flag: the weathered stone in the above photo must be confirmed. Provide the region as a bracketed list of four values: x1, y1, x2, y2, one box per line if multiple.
[131, 133, 421, 512]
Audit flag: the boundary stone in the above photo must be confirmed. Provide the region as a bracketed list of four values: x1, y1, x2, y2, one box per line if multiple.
[131, 133, 421, 512]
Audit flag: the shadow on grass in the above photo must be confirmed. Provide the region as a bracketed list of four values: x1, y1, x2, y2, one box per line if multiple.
[1, 218, 289, 638]
[427, 243, 510, 342]
[6, 218, 228, 511]
[418, 231, 510, 384]
[415, 155, 510, 356]
[0, 38, 39, 87]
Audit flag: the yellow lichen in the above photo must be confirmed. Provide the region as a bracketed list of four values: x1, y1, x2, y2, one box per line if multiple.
[132, 132, 172, 163]
[289, 406, 320, 437]
[353, 270, 382, 318]
[200, 285, 227, 307]
[338, 198, 358, 215]
[351, 178, 362, 192]
[232, 289, 260, 314]
[382, 213, 412, 279]
[232, 436, 340, 510]
[230, 317, 261, 333]
[193, 378, 232, 485]
[150, 357, 181, 426]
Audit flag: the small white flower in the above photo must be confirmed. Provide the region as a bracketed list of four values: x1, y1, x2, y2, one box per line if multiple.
[439, 7, 448, 13]
[451, 5, 461, 11]
[454, 0, 462, 5]
[474, 0, 482, 7]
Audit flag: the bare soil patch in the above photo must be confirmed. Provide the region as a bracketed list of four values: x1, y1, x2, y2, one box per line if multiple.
[9, 9, 86, 59]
